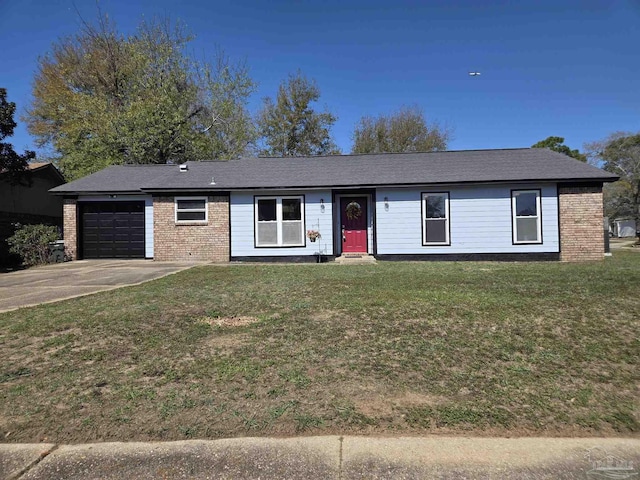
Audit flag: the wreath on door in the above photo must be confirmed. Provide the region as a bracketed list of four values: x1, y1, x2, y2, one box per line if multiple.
[345, 201, 362, 220]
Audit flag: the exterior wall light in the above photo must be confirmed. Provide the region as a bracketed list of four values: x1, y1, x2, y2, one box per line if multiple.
[384, 196, 389, 211]
[320, 198, 325, 213]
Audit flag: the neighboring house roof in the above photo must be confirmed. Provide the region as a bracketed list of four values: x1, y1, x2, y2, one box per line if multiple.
[29, 162, 66, 183]
[1, 162, 65, 182]
[28, 162, 53, 170]
[50, 148, 619, 194]
[1, 161, 65, 217]
[1, 162, 65, 185]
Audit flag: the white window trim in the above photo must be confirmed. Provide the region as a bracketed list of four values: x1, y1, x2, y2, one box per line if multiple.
[512, 189, 542, 244]
[422, 192, 450, 246]
[175, 196, 208, 224]
[255, 195, 305, 247]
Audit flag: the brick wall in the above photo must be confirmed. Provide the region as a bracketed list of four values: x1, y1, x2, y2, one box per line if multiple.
[153, 196, 229, 262]
[559, 185, 604, 262]
[63, 198, 78, 260]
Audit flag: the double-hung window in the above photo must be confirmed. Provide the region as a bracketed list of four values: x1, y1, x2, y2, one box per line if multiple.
[175, 197, 207, 223]
[255, 196, 304, 247]
[512, 190, 542, 244]
[422, 192, 450, 245]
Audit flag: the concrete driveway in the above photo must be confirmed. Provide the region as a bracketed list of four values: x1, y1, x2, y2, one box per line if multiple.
[0, 260, 203, 313]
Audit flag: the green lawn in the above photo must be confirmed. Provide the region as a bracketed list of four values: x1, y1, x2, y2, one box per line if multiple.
[1, 253, 639, 443]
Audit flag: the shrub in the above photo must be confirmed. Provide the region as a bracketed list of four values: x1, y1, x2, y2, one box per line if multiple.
[6, 223, 60, 266]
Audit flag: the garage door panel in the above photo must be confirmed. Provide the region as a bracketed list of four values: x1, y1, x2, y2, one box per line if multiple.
[114, 234, 141, 243]
[115, 202, 143, 213]
[114, 244, 144, 255]
[120, 230, 144, 239]
[114, 219, 143, 228]
[100, 233, 116, 243]
[114, 211, 141, 217]
[83, 204, 101, 214]
[114, 248, 144, 257]
[80, 201, 146, 259]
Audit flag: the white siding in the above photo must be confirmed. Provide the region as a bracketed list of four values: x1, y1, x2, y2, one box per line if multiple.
[78, 195, 154, 258]
[375, 184, 559, 254]
[230, 190, 333, 257]
[144, 200, 153, 258]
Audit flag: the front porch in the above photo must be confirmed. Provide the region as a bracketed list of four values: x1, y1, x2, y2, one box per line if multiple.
[334, 253, 377, 265]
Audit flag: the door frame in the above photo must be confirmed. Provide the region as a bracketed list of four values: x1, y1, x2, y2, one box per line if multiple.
[332, 190, 376, 256]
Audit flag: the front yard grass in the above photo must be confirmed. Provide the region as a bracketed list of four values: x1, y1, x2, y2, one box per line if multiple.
[1, 253, 639, 443]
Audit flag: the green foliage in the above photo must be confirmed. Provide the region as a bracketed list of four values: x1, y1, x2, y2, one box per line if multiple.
[256, 71, 340, 157]
[7, 223, 60, 266]
[586, 132, 640, 230]
[0, 89, 16, 140]
[601, 133, 640, 177]
[531, 136, 586, 162]
[25, 15, 256, 181]
[603, 180, 636, 222]
[294, 412, 324, 432]
[351, 105, 450, 154]
[0, 88, 34, 183]
[606, 410, 640, 432]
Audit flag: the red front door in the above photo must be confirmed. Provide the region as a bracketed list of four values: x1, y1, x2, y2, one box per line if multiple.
[340, 197, 368, 253]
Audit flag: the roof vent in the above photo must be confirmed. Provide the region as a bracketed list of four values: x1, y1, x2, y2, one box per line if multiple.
[210, 176, 216, 185]
[179, 164, 188, 172]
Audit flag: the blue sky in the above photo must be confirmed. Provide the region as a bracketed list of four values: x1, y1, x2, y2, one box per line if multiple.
[1, 0, 639, 157]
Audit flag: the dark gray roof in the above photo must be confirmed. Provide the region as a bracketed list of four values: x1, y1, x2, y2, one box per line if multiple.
[50, 164, 175, 193]
[51, 148, 618, 194]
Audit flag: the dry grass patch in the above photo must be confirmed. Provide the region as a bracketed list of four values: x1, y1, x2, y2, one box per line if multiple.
[197, 316, 261, 328]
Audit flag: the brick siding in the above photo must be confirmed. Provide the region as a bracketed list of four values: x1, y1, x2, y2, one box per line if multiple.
[559, 185, 604, 261]
[153, 196, 229, 262]
[63, 198, 78, 260]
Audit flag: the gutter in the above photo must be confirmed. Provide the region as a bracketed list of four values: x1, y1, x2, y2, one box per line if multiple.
[50, 176, 619, 196]
[140, 177, 619, 193]
[49, 190, 144, 196]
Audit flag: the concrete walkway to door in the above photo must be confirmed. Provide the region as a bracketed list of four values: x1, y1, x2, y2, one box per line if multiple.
[0, 260, 204, 313]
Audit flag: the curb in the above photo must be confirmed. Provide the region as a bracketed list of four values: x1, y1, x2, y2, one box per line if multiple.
[2, 436, 639, 479]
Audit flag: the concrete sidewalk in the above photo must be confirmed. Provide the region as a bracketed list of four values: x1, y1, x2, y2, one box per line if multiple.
[2, 436, 639, 479]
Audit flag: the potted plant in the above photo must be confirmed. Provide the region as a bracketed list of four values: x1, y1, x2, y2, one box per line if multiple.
[306, 230, 321, 242]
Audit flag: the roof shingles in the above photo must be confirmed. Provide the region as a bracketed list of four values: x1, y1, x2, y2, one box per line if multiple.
[51, 149, 618, 194]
